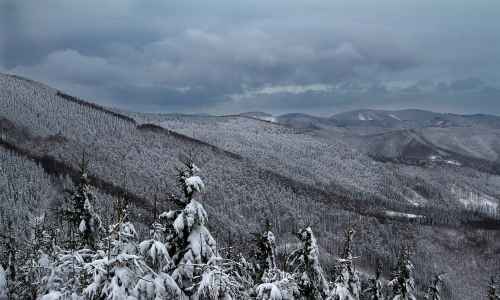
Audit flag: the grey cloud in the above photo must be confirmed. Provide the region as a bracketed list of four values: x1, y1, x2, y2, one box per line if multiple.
[449, 78, 485, 91]
[3, 0, 500, 114]
[11, 24, 419, 111]
[13, 49, 129, 86]
[222, 78, 500, 116]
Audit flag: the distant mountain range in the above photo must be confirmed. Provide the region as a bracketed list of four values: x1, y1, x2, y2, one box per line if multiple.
[240, 109, 500, 177]
[242, 109, 500, 130]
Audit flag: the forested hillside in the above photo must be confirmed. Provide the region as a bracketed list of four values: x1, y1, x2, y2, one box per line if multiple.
[1, 73, 500, 299]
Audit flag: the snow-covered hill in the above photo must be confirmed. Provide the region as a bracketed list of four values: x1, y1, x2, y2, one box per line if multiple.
[1, 73, 500, 299]
[276, 108, 500, 131]
[330, 108, 500, 129]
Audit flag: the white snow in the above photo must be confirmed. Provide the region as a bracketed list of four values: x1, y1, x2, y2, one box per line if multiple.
[257, 282, 283, 300]
[405, 197, 420, 207]
[454, 188, 498, 213]
[328, 284, 351, 300]
[251, 115, 277, 123]
[79, 220, 87, 233]
[159, 210, 176, 219]
[389, 114, 402, 121]
[107, 267, 137, 299]
[134, 274, 156, 299]
[358, 113, 366, 121]
[197, 266, 238, 299]
[39, 291, 63, 300]
[384, 211, 424, 219]
[139, 239, 171, 268]
[173, 200, 208, 237]
[153, 273, 182, 299]
[428, 155, 461, 166]
[185, 176, 205, 194]
[38, 253, 51, 268]
[404, 189, 428, 206]
[119, 222, 138, 241]
[262, 116, 277, 123]
[186, 225, 217, 263]
[445, 160, 462, 166]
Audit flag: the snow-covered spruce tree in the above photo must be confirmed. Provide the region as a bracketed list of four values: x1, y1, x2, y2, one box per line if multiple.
[328, 227, 361, 300]
[196, 262, 242, 300]
[39, 247, 95, 299]
[253, 220, 276, 282]
[287, 226, 329, 299]
[255, 266, 299, 300]
[84, 199, 146, 300]
[38, 158, 103, 299]
[13, 215, 56, 299]
[33, 228, 57, 293]
[64, 153, 102, 250]
[423, 274, 444, 300]
[253, 221, 278, 282]
[139, 222, 171, 273]
[251, 224, 299, 300]
[80, 195, 103, 251]
[230, 253, 256, 296]
[363, 261, 384, 300]
[160, 160, 239, 299]
[488, 277, 500, 300]
[388, 247, 416, 300]
[135, 220, 182, 299]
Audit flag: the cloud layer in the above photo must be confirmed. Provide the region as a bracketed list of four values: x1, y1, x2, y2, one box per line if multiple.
[3, 0, 500, 115]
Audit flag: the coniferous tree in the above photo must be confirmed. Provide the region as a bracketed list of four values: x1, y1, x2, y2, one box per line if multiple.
[389, 247, 416, 300]
[287, 226, 329, 299]
[80, 196, 102, 251]
[364, 262, 385, 300]
[253, 221, 278, 282]
[139, 222, 171, 274]
[252, 224, 299, 300]
[231, 253, 256, 296]
[162, 160, 212, 293]
[84, 203, 145, 300]
[65, 153, 102, 250]
[161, 159, 238, 299]
[13, 215, 55, 299]
[329, 227, 361, 300]
[37, 160, 103, 300]
[424, 274, 444, 300]
[40, 246, 94, 299]
[255, 263, 299, 300]
[135, 220, 179, 300]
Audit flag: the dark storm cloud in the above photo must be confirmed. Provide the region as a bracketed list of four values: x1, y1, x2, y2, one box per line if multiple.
[3, 0, 500, 114]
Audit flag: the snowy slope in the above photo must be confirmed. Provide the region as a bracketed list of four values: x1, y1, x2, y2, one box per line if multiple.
[127, 111, 500, 215]
[276, 108, 500, 131]
[1, 73, 500, 299]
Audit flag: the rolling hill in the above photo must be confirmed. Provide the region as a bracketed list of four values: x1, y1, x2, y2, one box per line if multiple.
[1, 72, 500, 299]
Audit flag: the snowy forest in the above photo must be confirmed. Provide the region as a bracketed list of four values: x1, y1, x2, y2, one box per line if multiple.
[1, 153, 448, 300]
[1, 73, 500, 299]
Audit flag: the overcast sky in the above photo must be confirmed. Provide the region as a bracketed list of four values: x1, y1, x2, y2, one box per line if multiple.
[2, 0, 500, 115]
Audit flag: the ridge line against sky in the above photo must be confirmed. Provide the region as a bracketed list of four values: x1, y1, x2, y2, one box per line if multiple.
[1, 0, 500, 116]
